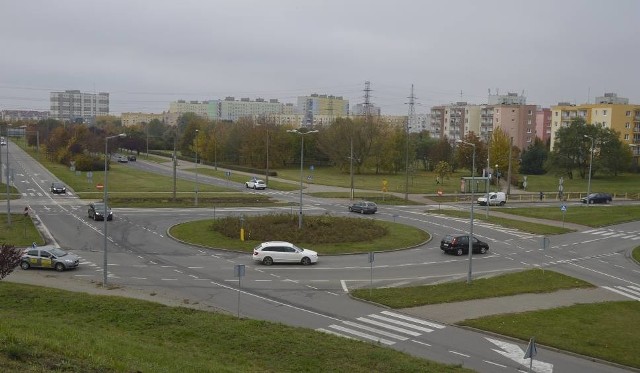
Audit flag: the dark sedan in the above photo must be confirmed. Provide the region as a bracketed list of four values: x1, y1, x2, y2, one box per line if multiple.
[440, 234, 489, 256]
[581, 192, 612, 204]
[348, 201, 378, 214]
[88, 202, 113, 221]
[50, 182, 66, 194]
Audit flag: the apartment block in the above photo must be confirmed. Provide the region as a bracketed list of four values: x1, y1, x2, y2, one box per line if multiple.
[121, 112, 166, 127]
[1, 110, 49, 121]
[50, 90, 109, 124]
[218, 97, 285, 122]
[549, 93, 640, 153]
[297, 94, 349, 126]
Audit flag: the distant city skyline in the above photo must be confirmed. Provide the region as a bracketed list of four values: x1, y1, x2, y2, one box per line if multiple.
[1, 0, 638, 115]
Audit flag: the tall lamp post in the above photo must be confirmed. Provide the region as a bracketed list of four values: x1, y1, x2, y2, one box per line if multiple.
[287, 128, 318, 229]
[457, 139, 476, 284]
[584, 135, 594, 205]
[103, 133, 126, 287]
[194, 129, 199, 207]
[485, 130, 492, 218]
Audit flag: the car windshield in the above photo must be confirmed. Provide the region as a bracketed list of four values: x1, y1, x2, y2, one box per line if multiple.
[53, 182, 63, 187]
[50, 248, 67, 257]
[93, 203, 109, 211]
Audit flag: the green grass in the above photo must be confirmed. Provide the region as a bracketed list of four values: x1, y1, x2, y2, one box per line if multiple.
[309, 192, 424, 205]
[351, 269, 594, 308]
[460, 301, 640, 369]
[183, 167, 301, 191]
[633, 247, 640, 263]
[0, 214, 44, 247]
[428, 209, 574, 235]
[0, 282, 472, 373]
[504, 205, 640, 227]
[169, 215, 429, 254]
[0, 183, 20, 200]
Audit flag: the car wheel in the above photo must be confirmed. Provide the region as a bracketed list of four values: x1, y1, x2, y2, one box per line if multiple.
[253, 185, 257, 190]
[262, 257, 273, 266]
[499, 201, 505, 206]
[20, 261, 30, 270]
[348, 207, 353, 212]
[55, 263, 65, 272]
[480, 247, 487, 254]
[245, 184, 249, 188]
[589, 200, 593, 204]
[301, 257, 311, 265]
[456, 248, 464, 256]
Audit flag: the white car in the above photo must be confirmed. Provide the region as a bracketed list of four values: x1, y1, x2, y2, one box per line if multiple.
[245, 179, 267, 190]
[252, 241, 318, 266]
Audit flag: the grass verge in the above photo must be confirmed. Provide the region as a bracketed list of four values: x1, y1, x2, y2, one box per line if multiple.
[428, 209, 574, 235]
[351, 269, 594, 308]
[504, 205, 640, 227]
[633, 246, 640, 263]
[0, 214, 44, 247]
[169, 215, 430, 254]
[459, 301, 640, 369]
[0, 282, 472, 373]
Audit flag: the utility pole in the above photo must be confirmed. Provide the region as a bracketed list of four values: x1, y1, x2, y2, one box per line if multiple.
[404, 85, 416, 202]
[363, 81, 373, 119]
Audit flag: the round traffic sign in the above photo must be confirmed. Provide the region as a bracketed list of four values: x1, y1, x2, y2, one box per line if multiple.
[96, 183, 104, 190]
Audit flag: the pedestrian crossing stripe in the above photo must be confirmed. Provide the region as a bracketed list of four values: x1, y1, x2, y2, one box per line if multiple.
[602, 286, 640, 301]
[317, 310, 445, 345]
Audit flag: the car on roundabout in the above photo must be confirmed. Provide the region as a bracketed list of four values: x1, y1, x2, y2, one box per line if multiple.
[348, 201, 378, 214]
[245, 178, 267, 190]
[20, 245, 80, 272]
[440, 234, 489, 256]
[252, 241, 318, 266]
[581, 192, 612, 204]
[88, 202, 113, 221]
[117, 155, 129, 163]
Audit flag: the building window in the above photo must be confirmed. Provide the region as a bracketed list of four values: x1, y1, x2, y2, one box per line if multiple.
[626, 111, 631, 116]
[624, 134, 630, 140]
[527, 129, 532, 133]
[603, 109, 607, 116]
[626, 122, 631, 129]
[555, 111, 558, 116]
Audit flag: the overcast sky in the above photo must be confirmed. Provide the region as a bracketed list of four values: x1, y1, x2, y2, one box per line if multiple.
[1, 0, 638, 116]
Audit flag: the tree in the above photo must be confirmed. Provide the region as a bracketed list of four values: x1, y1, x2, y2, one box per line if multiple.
[0, 243, 22, 280]
[455, 132, 485, 176]
[433, 161, 451, 184]
[520, 138, 548, 175]
[428, 137, 453, 170]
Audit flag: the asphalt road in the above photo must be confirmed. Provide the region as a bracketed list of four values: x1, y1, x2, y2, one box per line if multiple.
[2, 141, 638, 373]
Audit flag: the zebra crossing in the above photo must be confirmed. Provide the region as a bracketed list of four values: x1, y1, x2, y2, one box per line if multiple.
[583, 228, 640, 240]
[22, 192, 74, 197]
[317, 310, 445, 345]
[602, 285, 640, 301]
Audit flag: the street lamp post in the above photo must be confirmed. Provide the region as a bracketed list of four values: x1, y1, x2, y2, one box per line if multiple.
[585, 135, 594, 205]
[195, 129, 199, 207]
[103, 133, 126, 287]
[457, 140, 475, 284]
[495, 164, 500, 191]
[287, 128, 318, 229]
[485, 131, 492, 218]
[350, 136, 355, 200]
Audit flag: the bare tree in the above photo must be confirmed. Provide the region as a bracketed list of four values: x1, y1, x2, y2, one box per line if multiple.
[0, 243, 23, 280]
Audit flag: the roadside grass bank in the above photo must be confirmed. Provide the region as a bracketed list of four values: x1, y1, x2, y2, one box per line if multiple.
[427, 209, 574, 235]
[351, 269, 593, 308]
[0, 214, 44, 247]
[503, 205, 640, 227]
[0, 183, 20, 200]
[633, 246, 640, 262]
[308, 192, 423, 205]
[169, 215, 429, 254]
[183, 167, 301, 191]
[96, 193, 281, 208]
[0, 282, 472, 373]
[459, 301, 640, 369]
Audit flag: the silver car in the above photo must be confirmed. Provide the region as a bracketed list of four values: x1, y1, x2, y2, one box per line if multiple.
[20, 246, 80, 271]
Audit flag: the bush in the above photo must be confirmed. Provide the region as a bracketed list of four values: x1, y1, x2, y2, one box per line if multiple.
[0, 243, 22, 280]
[73, 153, 106, 171]
[210, 214, 387, 244]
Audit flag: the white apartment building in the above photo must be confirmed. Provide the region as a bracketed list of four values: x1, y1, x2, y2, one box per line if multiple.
[50, 90, 109, 124]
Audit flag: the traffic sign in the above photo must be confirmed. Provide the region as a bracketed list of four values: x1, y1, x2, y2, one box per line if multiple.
[560, 205, 567, 212]
[96, 183, 104, 190]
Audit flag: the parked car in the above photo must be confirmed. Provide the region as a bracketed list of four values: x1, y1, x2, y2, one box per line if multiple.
[245, 178, 267, 190]
[348, 201, 378, 214]
[20, 245, 80, 271]
[477, 192, 506, 206]
[440, 234, 489, 256]
[88, 202, 113, 221]
[50, 182, 67, 194]
[117, 155, 129, 163]
[581, 192, 612, 204]
[252, 241, 318, 266]
[127, 155, 137, 161]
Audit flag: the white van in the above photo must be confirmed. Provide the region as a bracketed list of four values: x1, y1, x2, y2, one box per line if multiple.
[477, 192, 506, 206]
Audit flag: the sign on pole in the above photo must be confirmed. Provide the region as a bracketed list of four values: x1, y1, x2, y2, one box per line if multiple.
[524, 336, 537, 372]
[368, 252, 375, 296]
[560, 204, 567, 227]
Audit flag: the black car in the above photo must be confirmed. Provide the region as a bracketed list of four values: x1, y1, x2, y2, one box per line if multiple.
[440, 234, 489, 256]
[581, 192, 612, 204]
[127, 155, 137, 161]
[88, 202, 113, 221]
[50, 182, 66, 194]
[348, 201, 378, 214]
